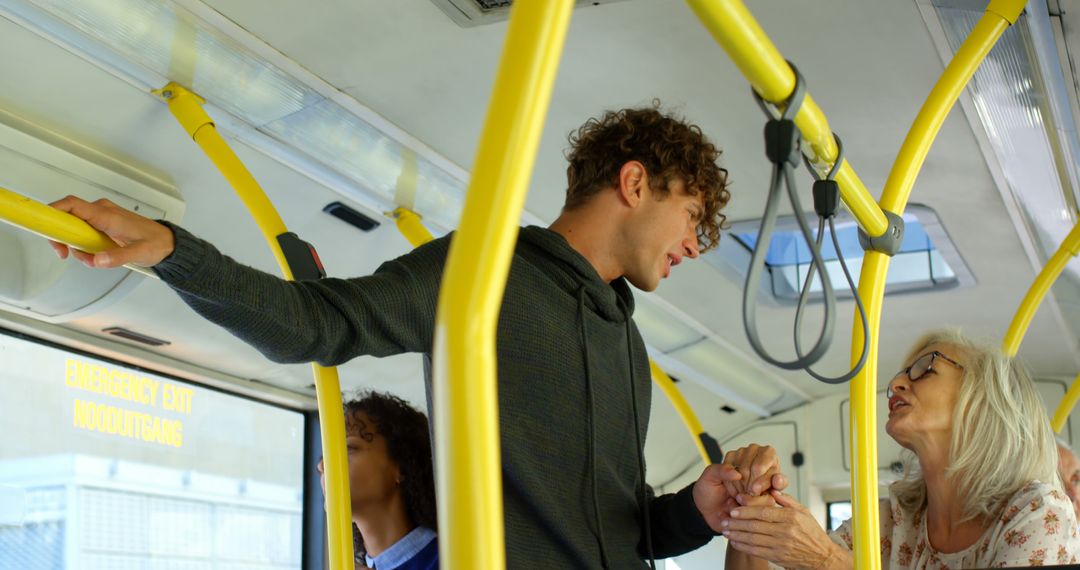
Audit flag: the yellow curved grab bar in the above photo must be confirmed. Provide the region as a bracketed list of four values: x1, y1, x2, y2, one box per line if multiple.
[650, 361, 719, 465]
[846, 4, 1023, 568]
[1001, 222, 1080, 357]
[880, 9, 1018, 218]
[0, 185, 157, 278]
[1052, 372, 1080, 434]
[392, 206, 719, 467]
[683, 0, 887, 238]
[432, 1, 571, 567]
[155, 83, 354, 570]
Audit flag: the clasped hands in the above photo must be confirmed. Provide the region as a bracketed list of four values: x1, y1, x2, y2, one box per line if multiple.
[692, 444, 840, 570]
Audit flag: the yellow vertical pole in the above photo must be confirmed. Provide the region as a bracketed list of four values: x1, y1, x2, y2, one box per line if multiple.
[848, 4, 1024, 569]
[155, 83, 354, 570]
[431, 1, 571, 567]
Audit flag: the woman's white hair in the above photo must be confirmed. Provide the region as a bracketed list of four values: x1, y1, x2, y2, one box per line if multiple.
[890, 329, 1060, 522]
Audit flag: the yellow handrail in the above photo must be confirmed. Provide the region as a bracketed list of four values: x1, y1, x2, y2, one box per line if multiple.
[880, 8, 1019, 218]
[392, 207, 434, 249]
[846, 4, 1024, 569]
[683, 0, 887, 238]
[155, 83, 354, 570]
[391, 207, 719, 467]
[651, 361, 717, 465]
[0, 185, 157, 278]
[683, 0, 1024, 567]
[432, 1, 571, 567]
[1052, 372, 1080, 434]
[1001, 222, 1080, 356]
[1002, 222, 1080, 434]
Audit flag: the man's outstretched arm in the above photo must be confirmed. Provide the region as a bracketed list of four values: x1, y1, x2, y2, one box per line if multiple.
[49, 195, 445, 365]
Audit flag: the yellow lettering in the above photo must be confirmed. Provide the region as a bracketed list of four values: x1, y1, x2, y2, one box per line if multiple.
[73, 399, 90, 428]
[145, 378, 159, 407]
[180, 387, 193, 414]
[65, 359, 78, 387]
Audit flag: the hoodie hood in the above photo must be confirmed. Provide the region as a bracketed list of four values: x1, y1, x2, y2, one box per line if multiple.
[517, 226, 635, 323]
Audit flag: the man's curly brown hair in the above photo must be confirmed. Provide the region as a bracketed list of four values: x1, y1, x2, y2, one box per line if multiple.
[344, 391, 437, 560]
[564, 102, 730, 251]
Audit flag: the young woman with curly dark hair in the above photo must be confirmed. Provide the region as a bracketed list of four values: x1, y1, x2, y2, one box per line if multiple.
[318, 391, 437, 570]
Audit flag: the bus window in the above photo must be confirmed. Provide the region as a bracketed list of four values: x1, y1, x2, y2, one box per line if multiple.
[827, 501, 852, 532]
[0, 330, 306, 568]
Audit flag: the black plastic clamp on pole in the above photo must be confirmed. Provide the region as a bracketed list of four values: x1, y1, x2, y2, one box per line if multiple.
[699, 433, 724, 465]
[812, 180, 840, 219]
[277, 232, 326, 281]
[744, 64, 870, 385]
[793, 133, 871, 384]
[802, 132, 845, 218]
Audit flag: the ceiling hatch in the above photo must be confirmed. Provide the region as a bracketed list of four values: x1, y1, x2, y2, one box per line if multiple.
[430, 0, 627, 28]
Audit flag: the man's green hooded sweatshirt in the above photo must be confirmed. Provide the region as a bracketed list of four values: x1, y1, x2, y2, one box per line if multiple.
[154, 223, 715, 568]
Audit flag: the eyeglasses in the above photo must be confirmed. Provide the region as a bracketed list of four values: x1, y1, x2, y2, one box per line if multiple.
[887, 350, 964, 397]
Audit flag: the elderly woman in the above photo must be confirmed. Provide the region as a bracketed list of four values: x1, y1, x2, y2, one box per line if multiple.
[721, 330, 1079, 569]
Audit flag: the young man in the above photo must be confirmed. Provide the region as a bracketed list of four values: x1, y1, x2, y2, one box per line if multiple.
[50, 104, 783, 568]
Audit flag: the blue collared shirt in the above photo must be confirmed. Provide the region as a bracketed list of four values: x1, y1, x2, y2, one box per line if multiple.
[363, 526, 437, 570]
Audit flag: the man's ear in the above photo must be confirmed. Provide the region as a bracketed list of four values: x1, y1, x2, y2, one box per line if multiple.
[617, 161, 648, 208]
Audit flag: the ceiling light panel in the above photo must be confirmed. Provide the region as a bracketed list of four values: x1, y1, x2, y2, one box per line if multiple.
[632, 295, 705, 353]
[667, 339, 784, 408]
[935, 3, 1079, 276]
[1, 0, 470, 231]
[710, 205, 972, 302]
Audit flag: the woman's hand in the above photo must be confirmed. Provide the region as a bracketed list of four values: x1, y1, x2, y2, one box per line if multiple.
[722, 491, 849, 570]
[48, 195, 175, 268]
[723, 494, 779, 570]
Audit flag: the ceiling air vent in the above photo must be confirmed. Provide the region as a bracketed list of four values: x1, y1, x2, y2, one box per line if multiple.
[102, 327, 171, 347]
[430, 0, 627, 28]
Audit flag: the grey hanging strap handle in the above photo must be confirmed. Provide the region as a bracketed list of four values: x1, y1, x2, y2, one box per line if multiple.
[793, 135, 871, 384]
[743, 61, 837, 371]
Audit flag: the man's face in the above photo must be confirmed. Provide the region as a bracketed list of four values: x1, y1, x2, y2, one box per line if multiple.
[621, 176, 703, 292]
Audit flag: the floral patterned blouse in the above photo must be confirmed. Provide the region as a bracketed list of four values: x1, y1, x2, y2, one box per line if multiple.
[828, 481, 1080, 568]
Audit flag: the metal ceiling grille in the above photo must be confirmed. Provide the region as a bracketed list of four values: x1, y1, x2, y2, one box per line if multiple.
[475, 0, 512, 9]
[429, 0, 626, 27]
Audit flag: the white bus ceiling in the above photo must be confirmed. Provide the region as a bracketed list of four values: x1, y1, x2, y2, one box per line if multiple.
[0, 2, 1078, 566]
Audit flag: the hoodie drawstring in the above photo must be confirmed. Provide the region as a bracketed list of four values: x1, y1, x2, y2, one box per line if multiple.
[625, 318, 656, 570]
[579, 287, 610, 568]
